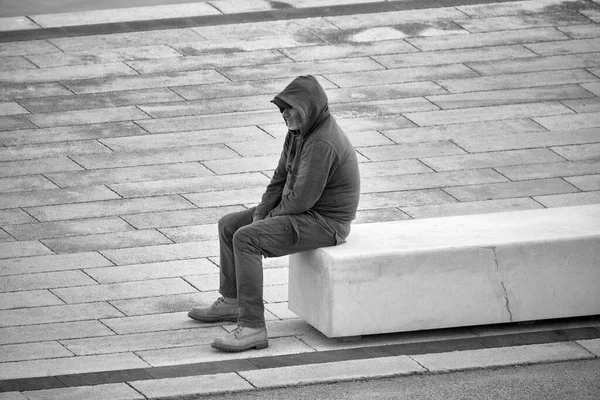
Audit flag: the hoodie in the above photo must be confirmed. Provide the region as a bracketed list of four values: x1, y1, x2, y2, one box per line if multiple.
[255, 75, 360, 228]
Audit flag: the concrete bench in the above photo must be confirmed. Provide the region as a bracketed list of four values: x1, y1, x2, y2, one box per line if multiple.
[288, 205, 600, 339]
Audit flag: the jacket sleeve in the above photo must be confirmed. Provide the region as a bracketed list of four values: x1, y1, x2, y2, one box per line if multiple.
[254, 139, 289, 218]
[267, 139, 336, 217]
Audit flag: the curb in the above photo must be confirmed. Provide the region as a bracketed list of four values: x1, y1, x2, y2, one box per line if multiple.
[10, 339, 600, 399]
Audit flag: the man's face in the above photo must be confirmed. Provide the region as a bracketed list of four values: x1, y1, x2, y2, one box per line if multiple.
[281, 107, 302, 130]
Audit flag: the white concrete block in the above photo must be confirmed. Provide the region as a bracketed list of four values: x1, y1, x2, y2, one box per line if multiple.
[289, 205, 600, 338]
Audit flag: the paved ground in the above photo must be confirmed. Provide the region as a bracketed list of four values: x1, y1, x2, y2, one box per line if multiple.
[1, 0, 600, 398]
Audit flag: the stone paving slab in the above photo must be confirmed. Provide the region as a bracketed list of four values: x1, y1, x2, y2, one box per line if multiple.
[1, 0, 599, 396]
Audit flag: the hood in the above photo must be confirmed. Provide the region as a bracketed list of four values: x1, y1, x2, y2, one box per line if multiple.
[271, 75, 330, 137]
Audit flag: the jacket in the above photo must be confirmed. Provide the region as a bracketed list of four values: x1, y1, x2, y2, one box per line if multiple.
[255, 75, 360, 227]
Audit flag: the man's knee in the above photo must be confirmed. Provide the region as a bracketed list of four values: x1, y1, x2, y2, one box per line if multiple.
[218, 212, 239, 239]
[232, 226, 260, 252]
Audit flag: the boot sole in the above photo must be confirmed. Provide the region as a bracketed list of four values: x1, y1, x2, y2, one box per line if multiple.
[187, 312, 239, 323]
[211, 340, 269, 352]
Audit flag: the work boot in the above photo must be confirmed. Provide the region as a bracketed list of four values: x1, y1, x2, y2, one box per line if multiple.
[211, 325, 268, 352]
[188, 297, 239, 323]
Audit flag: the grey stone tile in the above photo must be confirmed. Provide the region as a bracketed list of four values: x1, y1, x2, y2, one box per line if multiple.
[457, 0, 586, 18]
[26, 106, 150, 128]
[404, 102, 573, 126]
[85, 259, 217, 284]
[64, 69, 229, 94]
[61, 327, 223, 355]
[100, 241, 219, 265]
[453, 128, 600, 152]
[137, 110, 282, 133]
[71, 144, 237, 169]
[406, 27, 568, 51]
[100, 311, 199, 334]
[355, 208, 412, 223]
[138, 95, 274, 118]
[130, 372, 251, 398]
[220, 58, 384, 81]
[551, 142, 600, 161]
[402, 198, 545, 219]
[382, 119, 545, 143]
[25, 195, 194, 222]
[4, 217, 133, 241]
[0, 83, 72, 102]
[0, 40, 60, 57]
[326, 64, 478, 88]
[101, 126, 272, 151]
[327, 82, 447, 104]
[497, 160, 600, 181]
[0, 185, 120, 209]
[0, 101, 28, 116]
[0, 115, 36, 131]
[122, 205, 244, 229]
[325, 7, 467, 30]
[204, 155, 278, 175]
[226, 138, 284, 157]
[344, 131, 395, 147]
[281, 40, 419, 62]
[19, 88, 183, 113]
[0, 157, 83, 178]
[46, 162, 211, 188]
[444, 178, 580, 201]
[0, 320, 115, 345]
[467, 52, 600, 75]
[0, 209, 37, 225]
[0, 229, 14, 242]
[108, 173, 269, 197]
[534, 111, 600, 130]
[0, 352, 148, 380]
[0, 303, 122, 328]
[41, 230, 172, 253]
[534, 190, 600, 207]
[127, 49, 292, 74]
[0, 122, 147, 146]
[0, 290, 63, 310]
[566, 174, 600, 191]
[561, 98, 600, 113]
[0, 270, 97, 292]
[374, 44, 536, 69]
[357, 141, 465, 161]
[1, 63, 137, 84]
[179, 34, 323, 52]
[183, 187, 265, 209]
[171, 77, 336, 101]
[0, 56, 37, 72]
[53, 278, 196, 304]
[0, 175, 57, 193]
[361, 169, 507, 193]
[420, 148, 565, 171]
[331, 97, 439, 119]
[23, 383, 144, 400]
[0, 341, 73, 363]
[0, 252, 112, 276]
[427, 85, 595, 109]
[558, 24, 600, 39]
[358, 160, 433, 178]
[0, 241, 53, 259]
[160, 224, 219, 243]
[110, 291, 218, 316]
[27, 45, 183, 68]
[358, 189, 455, 210]
[49, 28, 204, 52]
[525, 37, 600, 56]
[0, 140, 113, 162]
[457, 11, 590, 33]
[437, 69, 597, 93]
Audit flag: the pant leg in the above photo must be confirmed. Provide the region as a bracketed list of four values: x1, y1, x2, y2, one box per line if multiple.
[232, 212, 340, 328]
[217, 208, 255, 298]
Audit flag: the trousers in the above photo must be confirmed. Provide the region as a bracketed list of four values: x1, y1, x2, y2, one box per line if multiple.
[218, 207, 350, 328]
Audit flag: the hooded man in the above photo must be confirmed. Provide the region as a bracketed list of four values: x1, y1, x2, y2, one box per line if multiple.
[188, 75, 360, 352]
